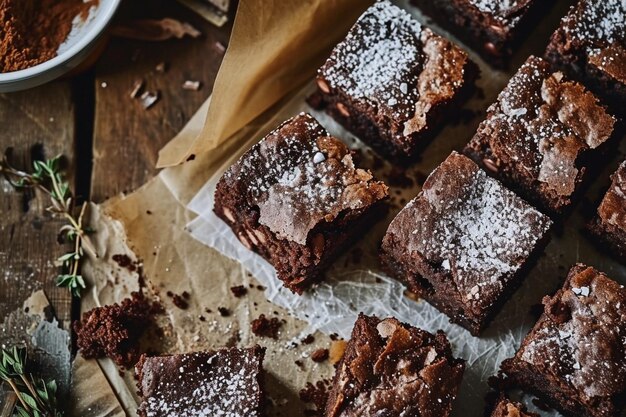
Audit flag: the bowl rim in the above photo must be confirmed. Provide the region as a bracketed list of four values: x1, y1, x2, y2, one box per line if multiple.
[0, 0, 122, 83]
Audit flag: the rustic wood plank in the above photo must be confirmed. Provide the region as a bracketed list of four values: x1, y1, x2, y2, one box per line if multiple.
[0, 81, 75, 327]
[91, 0, 232, 202]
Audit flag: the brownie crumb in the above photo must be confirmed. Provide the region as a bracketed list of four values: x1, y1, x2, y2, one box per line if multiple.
[112, 254, 136, 272]
[74, 292, 162, 368]
[301, 334, 315, 344]
[171, 293, 188, 310]
[311, 348, 329, 363]
[251, 314, 282, 339]
[299, 379, 331, 416]
[217, 307, 230, 317]
[230, 285, 248, 298]
[295, 359, 304, 369]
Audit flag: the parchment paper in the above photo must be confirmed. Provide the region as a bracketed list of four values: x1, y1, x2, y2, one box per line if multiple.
[77, 0, 626, 416]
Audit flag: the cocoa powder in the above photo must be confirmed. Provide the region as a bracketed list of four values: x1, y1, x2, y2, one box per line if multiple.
[0, 0, 98, 73]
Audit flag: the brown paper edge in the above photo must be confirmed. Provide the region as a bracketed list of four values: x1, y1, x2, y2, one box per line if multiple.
[156, 0, 373, 168]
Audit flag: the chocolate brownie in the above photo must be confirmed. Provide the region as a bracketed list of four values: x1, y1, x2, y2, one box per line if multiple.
[380, 152, 552, 335]
[464, 56, 615, 215]
[325, 314, 465, 417]
[74, 292, 162, 368]
[545, 0, 626, 114]
[136, 346, 265, 417]
[488, 394, 538, 417]
[412, 0, 551, 65]
[214, 113, 388, 294]
[500, 264, 626, 417]
[588, 160, 626, 263]
[315, 0, 477, 160]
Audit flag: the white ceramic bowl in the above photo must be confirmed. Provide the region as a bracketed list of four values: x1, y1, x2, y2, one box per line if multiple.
[0, 0, 121, 93]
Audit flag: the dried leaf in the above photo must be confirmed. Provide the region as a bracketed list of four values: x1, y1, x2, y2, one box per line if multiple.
[111, 18, 202, 41]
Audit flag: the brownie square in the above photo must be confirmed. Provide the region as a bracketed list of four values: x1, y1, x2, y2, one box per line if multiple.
[464, 56, 615, 215]
[411, 0, 551, 65]
[214, 113, 388, 294]
[136, 346, 265, 417]
[380, 152, 552, 335]
[488, 394, 538, 417]
[545, 0, 626, 114]
[588, 160, 626, 263]
[315, 0, 477, 161]
[325, 314, 465, 417]
[500, 264, 626, 417]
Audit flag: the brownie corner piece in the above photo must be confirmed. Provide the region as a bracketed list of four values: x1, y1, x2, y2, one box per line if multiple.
[214, 112, 389, 294]
[316, 0, 477, 161]
[501, 264, 626, 417]
[464, 55, 615, 215]
[588, 160, 626, 263]
[325, 314, 464, 417]
[411, 0, 551, 64]
[545, 0, 626, 113]
[488, 393, 538, 417]
[381, 152, 552, 335]
[136, 346, 265, 417]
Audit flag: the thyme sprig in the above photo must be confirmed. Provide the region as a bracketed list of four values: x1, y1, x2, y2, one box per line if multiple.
[0, 154, 97, 297]
[0, 346, 62, 417]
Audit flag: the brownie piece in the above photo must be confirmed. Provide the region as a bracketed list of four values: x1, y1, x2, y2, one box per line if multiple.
[412, 0, 550, 64]
[380, 152, 552, 335]
[545, 0, 626, 114]
[315, 0, 477, 160]
[74, 292, 162, 368]
[214, 113, 388, 294]
[588, 161, 626, 262]
[325, 314, 465, 417]
[488, 394, 539, 417]
[464, 56, 615, 215]
[136, 346, 265, 417]
[500, 264, 626, 417]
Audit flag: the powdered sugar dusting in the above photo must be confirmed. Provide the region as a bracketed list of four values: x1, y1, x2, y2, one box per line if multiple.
[469, 0, 519, 15]
[519, 267, 626, 400]
[565, 0, 626, 45]
[141, 349, 263, 417]
[407, 153, 551, 305]
[225, 113, 327, 200]
[472, 56, 614, 200]
[222, 112, 386, 245]
[321, 0, 422, 120]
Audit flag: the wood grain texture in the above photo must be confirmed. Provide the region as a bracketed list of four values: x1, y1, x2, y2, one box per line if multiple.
[91, 0, 232, 202]
[0, 81, 75, 327]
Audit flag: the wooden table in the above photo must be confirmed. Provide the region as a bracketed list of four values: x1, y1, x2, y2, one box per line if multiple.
[0, 0, 232, 329]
